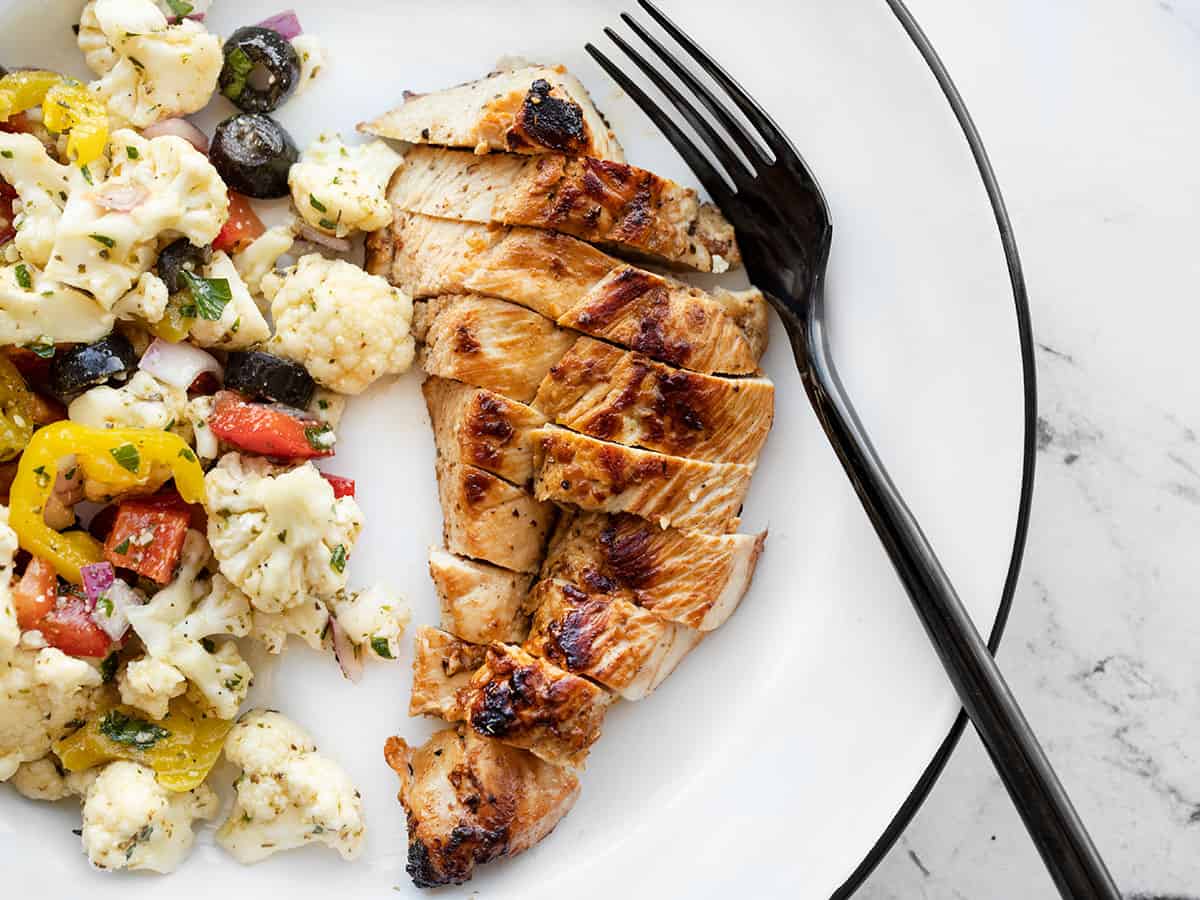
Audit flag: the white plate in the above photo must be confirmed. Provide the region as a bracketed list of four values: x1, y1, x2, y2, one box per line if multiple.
[0, 1, 1030, 897]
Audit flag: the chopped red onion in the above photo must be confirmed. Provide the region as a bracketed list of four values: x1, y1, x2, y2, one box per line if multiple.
[80, 562, 115, 606]
[255, 9, 303, 40]
[90, 578, 144, 643]
[139, 338, 222, 391]
[329, 617, 362, 682]
[296, 223, 351, 253]
[141, 117, 209, 154]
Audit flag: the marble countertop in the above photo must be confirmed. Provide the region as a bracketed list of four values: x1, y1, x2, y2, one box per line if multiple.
[860, 1, 1200, 897]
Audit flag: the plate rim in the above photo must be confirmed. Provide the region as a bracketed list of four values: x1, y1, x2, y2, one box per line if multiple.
[829, 1, 1038, 896]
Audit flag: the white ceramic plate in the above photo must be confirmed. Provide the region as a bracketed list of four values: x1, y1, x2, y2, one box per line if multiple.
[0, 1, 1031, 897]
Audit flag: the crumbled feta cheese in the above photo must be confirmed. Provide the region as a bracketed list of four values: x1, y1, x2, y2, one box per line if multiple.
[69, 370, 189, 437]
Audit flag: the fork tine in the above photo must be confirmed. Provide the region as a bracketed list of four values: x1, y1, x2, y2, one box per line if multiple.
[637, 0, 800, 165]
[603, 25, 753, 185]
[619, 12, 770, 168]
[585, 42, 735, 206]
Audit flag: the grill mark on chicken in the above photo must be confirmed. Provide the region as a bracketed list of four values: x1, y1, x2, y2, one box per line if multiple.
[511, 78, 588, 154]
[599, 519, 657, 588]
[454, 324, 481, 354]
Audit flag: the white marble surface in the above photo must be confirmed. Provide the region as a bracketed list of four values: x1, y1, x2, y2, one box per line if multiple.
[860, 0, 1200, 897]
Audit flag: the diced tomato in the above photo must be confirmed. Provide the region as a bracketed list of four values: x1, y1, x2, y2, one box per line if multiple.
[38, 594, 114, 658]
[103, 494, 192, 584]
[212, 191, 265, 253]
[87, 503, 118, 543]
[12, 556, 56, 630]
[320, 473, 356, 498]
[208, 390, 334, 460]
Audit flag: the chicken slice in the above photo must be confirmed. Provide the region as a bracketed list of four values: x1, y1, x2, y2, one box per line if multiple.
[435, 457, 556, 573]
[366, 212, 767, 374]
[360, 63, 624, 162]
[424, 375, 546, 485]
[541, 511, 765, 632]
[429, 548, 532, 644]
[531, 426, 753, 534]
[410, 624, 489, 719]
[523, 579, 702, 701]
[532, 336, 775, 464]
[384, 726, 581, 888]
[388, 147, 739, 273]
[417, 295, 575, 404]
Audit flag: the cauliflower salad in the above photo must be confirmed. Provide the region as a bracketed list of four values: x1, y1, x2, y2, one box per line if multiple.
[0, 0, 415, 876]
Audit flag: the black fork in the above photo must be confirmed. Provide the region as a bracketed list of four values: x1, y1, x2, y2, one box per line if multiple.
[587, 4, 1120, 898]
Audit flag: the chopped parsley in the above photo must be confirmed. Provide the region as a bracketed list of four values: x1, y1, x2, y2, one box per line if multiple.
[318, 218, 337, 231]
[113, 537, 132, 555]
[178, 447, 196, 463]
[165, 0, 194, 16]
[200, 637, 215, 653]
[126, 145, 139, 159]
[98, 709, 170, 751]
[221, 45, 254, 102]
[224, 674, 243, 691]
[32, 465, 49, 487]
[305, 424, 334, 451]
[109, 442, 140, 472]
[277, 530, 287, 543]
[329, 544, 347, 574]
[26, 340, 55, 358]
[13, 264, 31, 289]
[89, 233, 115, 249]
[371, 636, 393, 659]
[180, 269, 232, 321]
[309, 195, 327, 213]
[99, 652, 119, 683]
[80, 165, 93, 184]
[0, 150, 12, 159]
[96, 595, 114, 617]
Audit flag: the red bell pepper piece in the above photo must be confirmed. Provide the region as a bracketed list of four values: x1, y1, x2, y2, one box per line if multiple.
[212, 191, 265, 253]
[38, 594, 114, 658]
[320, 473, 355, 498]
[207, 390, 334, 460]
[12, 556, 56, 630]
[103, 493, 192, 584]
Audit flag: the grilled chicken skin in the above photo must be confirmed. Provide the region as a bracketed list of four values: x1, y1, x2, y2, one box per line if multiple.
[532, 336, 775, 464]
[367, 212, 767, 374]
[435, 456, 556, 573]
[385, 726, 581, 888]
[361, 64, 624, 162]
[541, 511, 765, 632]
[424, 376, 547, 485]
[389, 146, 740, 272]
[429, 548, 533, 644]
[532, 426, 754, 534]
[524, 579, 703, 701]
[417, 294, 576, 403]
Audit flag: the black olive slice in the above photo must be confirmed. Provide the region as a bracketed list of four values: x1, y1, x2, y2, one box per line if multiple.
[210, 113, 298, 199]
[48, 334, 137, 399]
[219, 26, 301, 114]
[156, 238, 213, 295]
[223, 350, 315, 408]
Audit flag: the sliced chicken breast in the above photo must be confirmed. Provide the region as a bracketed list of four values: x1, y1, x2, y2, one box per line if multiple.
[424, 375, 547, 485]
[541, 511, 765, 631]
[418, 294, 576, 403]
[367, 212, 767, 375]
[385, 726, 580, 888]
[524, 579, 703, 701]
[410, 624, 489, 719]
[532, 336, 775, 464]
[429, 548, 533, 644]
[436, 457, 556, 572]
[390, 146, 740, 272]
[531, 426, 754, 534]
[361, 64, 624, 162]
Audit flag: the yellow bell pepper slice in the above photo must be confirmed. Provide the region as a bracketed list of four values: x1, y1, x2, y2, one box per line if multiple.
[0, 69, 61, 122]
[41, 79, 109, 168]
[55, 695, 234, 792]
[10, 421, 205, 583]
[149, 296, 196, 343]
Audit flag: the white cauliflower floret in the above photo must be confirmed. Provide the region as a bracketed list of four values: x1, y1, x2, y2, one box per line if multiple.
[84, 0, 222, 129]
[9, 756, 95, 801]
[187, 250, 270, 349]
[216, 710, 365, 864]
[117, 656, 186, 720]
[111, 270, 169, 323]
[233, 223, 295, 299]
[250, 597, 329, 655]
[126, 530, 253, 719]
[45, 130, 228, 308]
[330, 586, 410, 661]
[0, 262, 115, 345]
[185, 395, 218, 459]
[0, 647, 103, 781]
[205, 453, 363, 613]
[289, 134, 402, 238]
[69, 370, 189, 438]
[80, 760, 218, 873]
[267, 254, 414, 394]
[0, 132, 72, 267]
[291, 34, 326, 96]
[177, 574, 252, 641]
[0, 506, 19, 661]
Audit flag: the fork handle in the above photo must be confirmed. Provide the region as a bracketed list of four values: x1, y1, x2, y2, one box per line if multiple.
[781, 295, 1120, 900]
